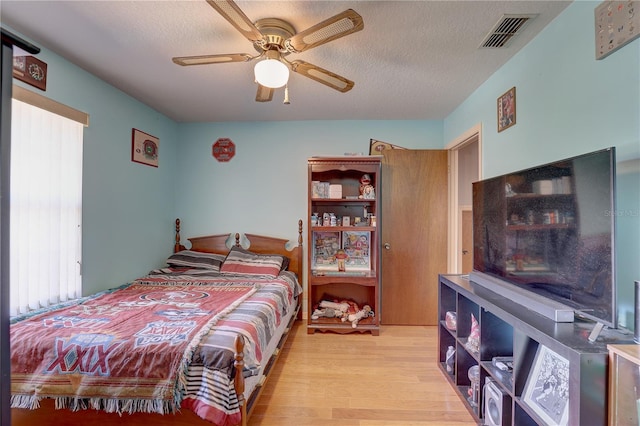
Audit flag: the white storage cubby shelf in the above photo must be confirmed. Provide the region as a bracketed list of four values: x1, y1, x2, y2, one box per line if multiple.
[438, 274, 633, 426]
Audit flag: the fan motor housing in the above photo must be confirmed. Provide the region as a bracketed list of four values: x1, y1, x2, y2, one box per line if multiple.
[254, 18, 295, 52]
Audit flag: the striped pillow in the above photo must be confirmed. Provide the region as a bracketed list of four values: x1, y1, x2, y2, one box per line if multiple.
[166, 250, 225, 271]
[220, 246, 285, 278]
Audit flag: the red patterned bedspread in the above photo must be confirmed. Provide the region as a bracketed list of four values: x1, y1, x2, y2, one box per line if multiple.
[11, 269, 301, 426]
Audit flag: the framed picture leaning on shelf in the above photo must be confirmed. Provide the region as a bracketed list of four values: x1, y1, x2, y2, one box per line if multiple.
[342, 230, 370, 271]
[522, 345, 570, 426]
[312, 231, 341, 271]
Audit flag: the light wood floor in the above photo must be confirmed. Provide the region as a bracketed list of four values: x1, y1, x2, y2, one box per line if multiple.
[248, 322, 476, 426]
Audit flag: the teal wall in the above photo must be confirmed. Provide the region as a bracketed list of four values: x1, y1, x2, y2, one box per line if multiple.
[615, 161, 640, 328]
[4, 0, 639, 328]
[444, 1, 640, 327]
[6, 26, 180, 296]
[173, 120, 442, 240]
[445, 1, 639, 171]
[6, 23, 443, 296]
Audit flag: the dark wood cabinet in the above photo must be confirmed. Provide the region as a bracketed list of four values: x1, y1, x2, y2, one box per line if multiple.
[307, 156, 381, 335]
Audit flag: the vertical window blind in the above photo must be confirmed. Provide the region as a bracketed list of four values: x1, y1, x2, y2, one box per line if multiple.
[10, 99, 84, 315]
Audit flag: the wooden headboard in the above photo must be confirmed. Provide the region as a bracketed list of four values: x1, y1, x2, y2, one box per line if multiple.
[174, 218, 304, 279]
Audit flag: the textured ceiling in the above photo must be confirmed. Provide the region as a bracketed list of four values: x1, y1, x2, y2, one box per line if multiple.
[1, 1, 571, 123]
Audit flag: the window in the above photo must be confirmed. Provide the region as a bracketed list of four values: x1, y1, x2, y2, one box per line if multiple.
[10, 98, 84, 315]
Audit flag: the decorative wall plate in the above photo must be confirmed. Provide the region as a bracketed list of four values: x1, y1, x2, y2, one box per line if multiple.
[213, 138, 235, 162]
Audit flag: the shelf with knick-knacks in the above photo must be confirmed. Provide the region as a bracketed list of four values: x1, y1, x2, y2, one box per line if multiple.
[307, 156, 381, 335]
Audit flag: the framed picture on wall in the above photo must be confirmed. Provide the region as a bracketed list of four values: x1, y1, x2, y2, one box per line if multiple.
[497, 87, 516, 132]
[131, 128, 159, 167]
[522, 344, 570, 425]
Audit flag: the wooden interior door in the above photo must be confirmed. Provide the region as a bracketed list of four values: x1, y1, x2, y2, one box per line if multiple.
[380, 150, 448, 325]
[461, 209, 473, 274]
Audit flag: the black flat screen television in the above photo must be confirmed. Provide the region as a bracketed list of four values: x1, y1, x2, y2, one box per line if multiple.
[472, 147, 616, 327]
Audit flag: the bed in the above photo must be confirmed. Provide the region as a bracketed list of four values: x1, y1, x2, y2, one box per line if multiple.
[10, 218, 304, 426]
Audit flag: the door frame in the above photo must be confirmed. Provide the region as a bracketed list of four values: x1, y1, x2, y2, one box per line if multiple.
[446, 123, 483, 273]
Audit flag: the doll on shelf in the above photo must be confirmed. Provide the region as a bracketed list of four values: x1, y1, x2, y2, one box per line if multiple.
[359, 174, 375, 199]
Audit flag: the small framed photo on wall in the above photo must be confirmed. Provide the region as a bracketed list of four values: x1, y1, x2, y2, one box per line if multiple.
[497, 87, 516, 132]
[131, 128, 159, 167]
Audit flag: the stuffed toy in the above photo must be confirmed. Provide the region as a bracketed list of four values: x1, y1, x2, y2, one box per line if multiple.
[342, 305, 374, 328]
[314, 299, 361, 322]
[319, 300, 350, 314]
[359, 174, 375, 199]
[311, 307, 339, 320]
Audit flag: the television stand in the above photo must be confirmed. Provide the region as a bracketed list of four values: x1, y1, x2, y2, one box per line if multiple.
[438, 274, 633, 425]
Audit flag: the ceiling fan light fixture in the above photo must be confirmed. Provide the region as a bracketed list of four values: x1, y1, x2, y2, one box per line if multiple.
[254, 58, 289, 88]
[175, 3, 364, 101]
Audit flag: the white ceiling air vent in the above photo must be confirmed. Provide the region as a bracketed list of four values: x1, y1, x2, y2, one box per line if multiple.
[480, 14, 537, 48]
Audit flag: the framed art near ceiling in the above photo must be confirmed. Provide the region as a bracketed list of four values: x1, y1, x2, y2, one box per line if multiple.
[522, 345, 570, 426]
[369, 139, 408, 155]
[595, 1, 640, 60]
[131, 128, 159, 167]
[497, 87, 516, 132]
[12, 55, 47, 91]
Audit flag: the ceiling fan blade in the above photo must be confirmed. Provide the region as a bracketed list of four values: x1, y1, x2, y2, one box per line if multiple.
[206, 0, 264, 43]
[289, 60, 354, 93]
[285, 9, 364, 53]
[172, 53, 254, 66]
[255, 84, 274, 102]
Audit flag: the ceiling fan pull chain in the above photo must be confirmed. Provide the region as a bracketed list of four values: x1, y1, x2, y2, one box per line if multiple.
[284, 85, 291, 105]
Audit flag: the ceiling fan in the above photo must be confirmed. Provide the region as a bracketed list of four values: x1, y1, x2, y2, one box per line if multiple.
[172, 0, 364, 102]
